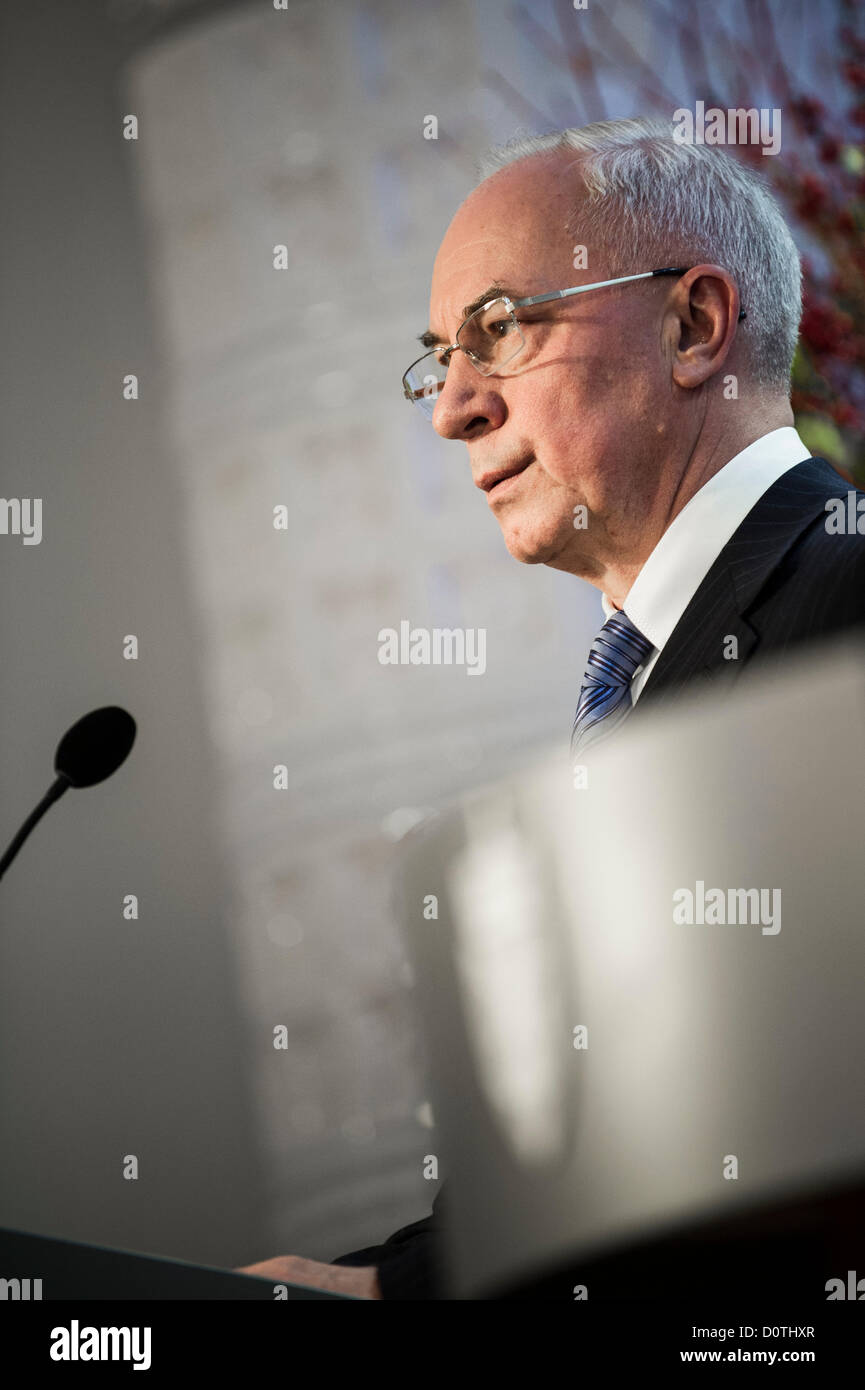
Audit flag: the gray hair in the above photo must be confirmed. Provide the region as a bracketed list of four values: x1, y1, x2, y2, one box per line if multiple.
[476, 117, 802, 393]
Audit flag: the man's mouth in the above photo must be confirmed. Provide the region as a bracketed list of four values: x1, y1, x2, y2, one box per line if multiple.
[476, 459, 533, 496]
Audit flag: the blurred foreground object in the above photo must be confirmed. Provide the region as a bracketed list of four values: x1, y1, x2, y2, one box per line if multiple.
[398, 634, 865, 1298]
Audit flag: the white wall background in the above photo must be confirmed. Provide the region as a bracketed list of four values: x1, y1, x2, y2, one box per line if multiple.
[0, 0, 263, 1268]
[123, 0, 597, 1263]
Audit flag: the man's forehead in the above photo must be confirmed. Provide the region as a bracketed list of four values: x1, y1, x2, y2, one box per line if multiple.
[428, 231, 574, 341]
[428, 155, 585, 334]
[431, 234, 533, 311]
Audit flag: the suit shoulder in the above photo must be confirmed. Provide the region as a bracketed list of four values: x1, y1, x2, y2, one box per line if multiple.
[759, 493, 865, 632]
[796, 496, 865, 579]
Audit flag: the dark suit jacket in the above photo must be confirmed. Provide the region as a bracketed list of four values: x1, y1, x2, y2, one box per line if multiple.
[330, 1185, 447, 1299]
[332, 455, 865, 1298]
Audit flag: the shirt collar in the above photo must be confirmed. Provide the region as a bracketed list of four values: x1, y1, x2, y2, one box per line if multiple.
[601, 427, 811, 648]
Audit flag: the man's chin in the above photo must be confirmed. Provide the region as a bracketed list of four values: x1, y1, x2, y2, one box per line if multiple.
[504, 543, 546, 566]
[500, 523, 568, 567]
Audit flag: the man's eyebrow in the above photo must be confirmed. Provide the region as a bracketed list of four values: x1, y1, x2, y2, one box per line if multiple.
[418, 284, 527, 349]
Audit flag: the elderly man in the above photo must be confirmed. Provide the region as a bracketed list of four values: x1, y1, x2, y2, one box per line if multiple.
[239, 116, 865, 1298]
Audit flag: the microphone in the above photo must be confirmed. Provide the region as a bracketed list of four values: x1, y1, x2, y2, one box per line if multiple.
[0, 706, 136, 882]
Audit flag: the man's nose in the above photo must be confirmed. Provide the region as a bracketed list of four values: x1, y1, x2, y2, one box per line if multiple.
[432, 350, 504, 441]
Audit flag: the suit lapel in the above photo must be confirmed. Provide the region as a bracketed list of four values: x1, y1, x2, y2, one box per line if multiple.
[633, 456, 842, 711]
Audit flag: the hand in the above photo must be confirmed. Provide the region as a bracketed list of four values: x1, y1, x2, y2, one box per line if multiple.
[234, 1254, 382, 1300]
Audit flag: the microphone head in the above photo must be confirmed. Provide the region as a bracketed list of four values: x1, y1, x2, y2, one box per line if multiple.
[54, 706, 137, 788]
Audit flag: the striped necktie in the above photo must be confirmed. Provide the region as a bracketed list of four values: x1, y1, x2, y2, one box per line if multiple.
[571, 610, 654, 756]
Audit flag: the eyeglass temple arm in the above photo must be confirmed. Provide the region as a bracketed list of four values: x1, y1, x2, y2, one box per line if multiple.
[520, 268, 745, 320]
[521, 271, 659, 306]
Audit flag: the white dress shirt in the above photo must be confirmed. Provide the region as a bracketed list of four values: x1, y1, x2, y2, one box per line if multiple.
[600, 427, 812, 702]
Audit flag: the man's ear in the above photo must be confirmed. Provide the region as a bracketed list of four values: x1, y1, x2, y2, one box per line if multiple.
[669, 264, 742, 390]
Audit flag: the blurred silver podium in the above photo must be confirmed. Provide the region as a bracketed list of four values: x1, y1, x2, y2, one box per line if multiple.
[398, 635, 865, 1299]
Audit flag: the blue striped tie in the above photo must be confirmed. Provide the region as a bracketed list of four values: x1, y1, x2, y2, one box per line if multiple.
[571, 610, 654, 756]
